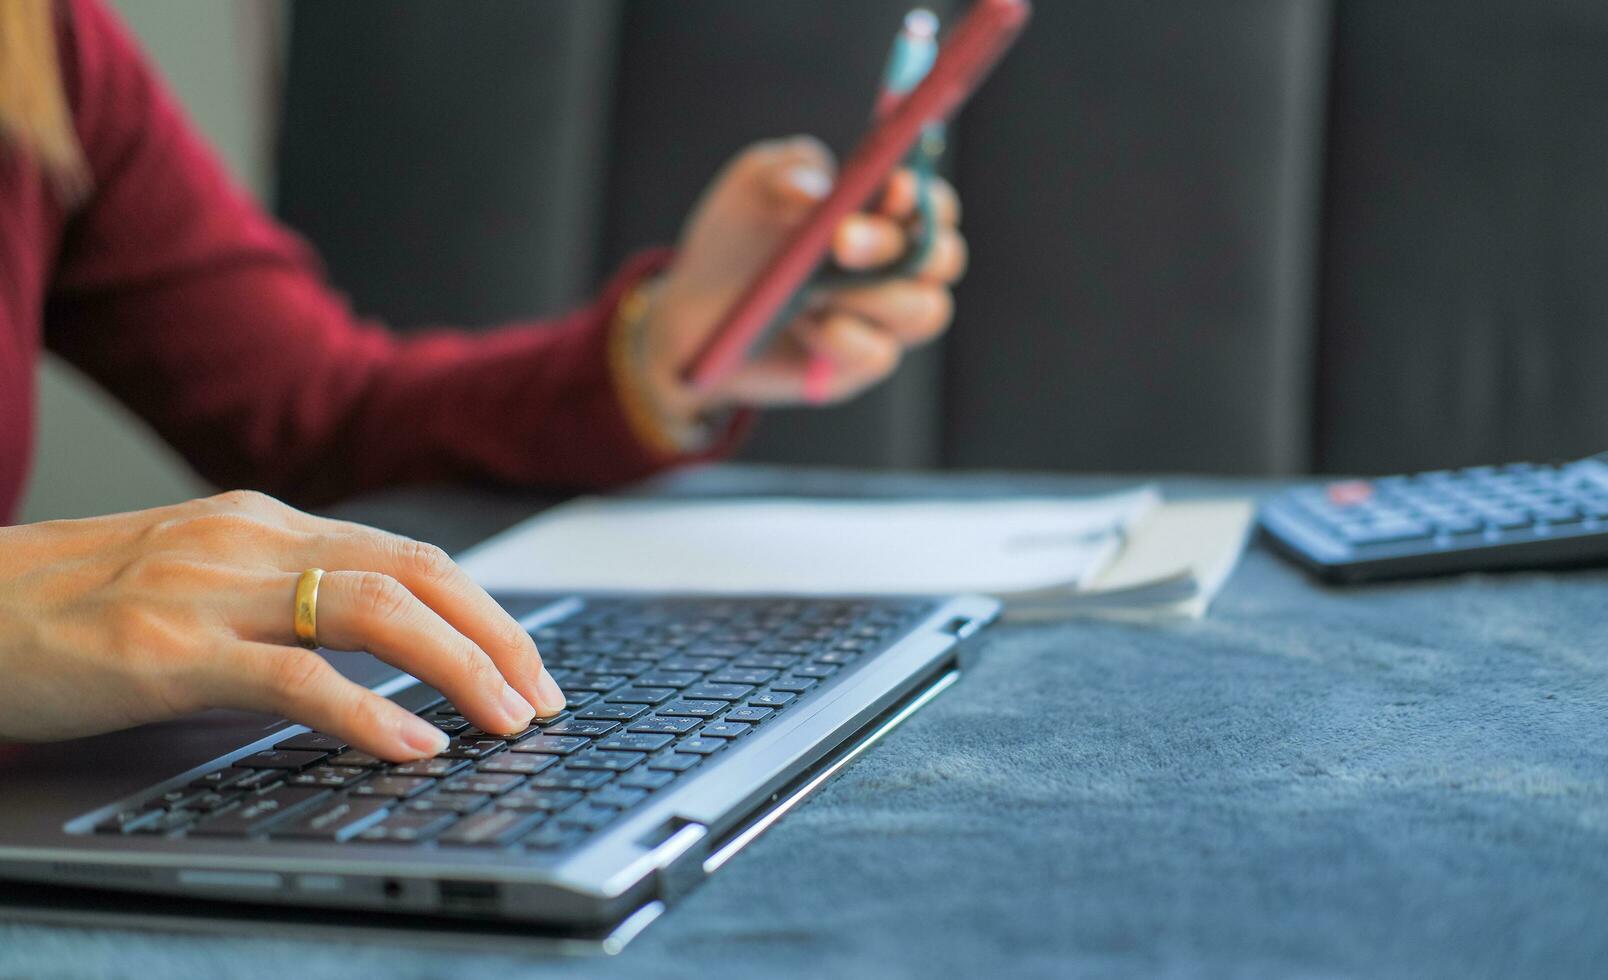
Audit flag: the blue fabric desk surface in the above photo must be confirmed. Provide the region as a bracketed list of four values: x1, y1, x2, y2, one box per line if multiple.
[3, 467, 1605, 980]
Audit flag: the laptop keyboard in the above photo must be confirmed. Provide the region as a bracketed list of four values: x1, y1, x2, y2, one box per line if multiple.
[88, 597, 935, 853]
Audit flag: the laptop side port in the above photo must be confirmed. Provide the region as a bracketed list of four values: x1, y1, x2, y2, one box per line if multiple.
[438, 878, 499, 915]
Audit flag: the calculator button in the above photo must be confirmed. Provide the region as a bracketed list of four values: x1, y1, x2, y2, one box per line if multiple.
[1432, 515, 1482, 535]
[1341, 523, 1430, 545]
[1531, 505, 1582, 526]
[1325, 481, 1374, 506]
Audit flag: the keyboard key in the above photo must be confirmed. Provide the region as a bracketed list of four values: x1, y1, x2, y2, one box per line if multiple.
[790, 665, 838, 679]
[708, 668, 776, 686]
[274, 732, 348, 754]
[511, 735, 590, 756]
[153, 787, 217, 811]
[129, 809, 199, 835]
[183, 791, 237, 813]
[475, 753, 558, 776]
[328, 750, 385, 769]
[565, 751, 644, 772]
[659, 656, 725, 673]
[188, 768, 252, 791]
[358, 811, 458, 844]
[191, 786, 330, 837]
[541, 719, 619, 738]
[699, 722, 752, 739]
[229, 769, 287, 793]
[274, 796, 391, 841]
[748, 692, 797, 709]
[674, 737, 726, 756]
[388, 758, 470, 779]
[288, 765, 371, 789]
[563, 692, 600, 711]
[438, 807, 547, 847]
[659, 699, 726, 718]
[95, 808, 162, 834]
[439, 738, 506, 760]
[530, 769, 615, 791]
[617, 769, 676, 791]
[724, 707, 774, 724]
[595, 732, 675, 753]
[553, 802, 620, 831]
[646, 753, 701, 772]
[350, 776, 436, 799]
[605, 687, 676, 705]
[816, 650, 860, 665]
[444, 772, 526, 796]
[495, 788, 582, 812]
[634, 670, 702, 688]
[567, 674, 628, 693]
[239, 749, 328, 771]
[590, 786, 650, 809]
[521, 824, 587, 851]
[576, 703, 648, 722]
[432, 716, 471, 735]
[465, 723, 545, 742]
[731, 653, 798, 670]
[405, 792, 491, 815]
[682, 683, 754, 702]
[769, 676, 818, 694]
[628, 716, 701, 736]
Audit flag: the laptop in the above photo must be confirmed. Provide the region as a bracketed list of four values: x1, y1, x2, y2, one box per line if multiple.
[0, 591, 996, 951]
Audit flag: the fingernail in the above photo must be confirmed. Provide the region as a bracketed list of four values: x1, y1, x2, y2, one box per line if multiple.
[535, 669, 567, 717]
[500, 684, 536, 725]
[401, 716, 450, 757]
[838, 218, 880, 259]
[781, 165, 832, 200]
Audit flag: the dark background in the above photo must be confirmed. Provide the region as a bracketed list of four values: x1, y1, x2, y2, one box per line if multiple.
[277, 0, 1608, 477]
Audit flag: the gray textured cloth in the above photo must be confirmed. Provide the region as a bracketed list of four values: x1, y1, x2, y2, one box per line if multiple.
[3, 470, 1606, 979]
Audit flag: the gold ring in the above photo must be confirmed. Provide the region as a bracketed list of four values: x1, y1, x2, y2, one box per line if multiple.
[293, 568, 325, 649]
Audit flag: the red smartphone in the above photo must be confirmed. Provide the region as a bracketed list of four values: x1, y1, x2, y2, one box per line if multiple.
[680, 0, 1033, 389]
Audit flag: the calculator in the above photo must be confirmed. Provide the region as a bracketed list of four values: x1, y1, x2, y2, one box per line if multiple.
[1259, 454, 1608, 582]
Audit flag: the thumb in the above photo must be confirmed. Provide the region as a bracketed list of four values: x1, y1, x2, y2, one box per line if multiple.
[753, 136, 836, 221]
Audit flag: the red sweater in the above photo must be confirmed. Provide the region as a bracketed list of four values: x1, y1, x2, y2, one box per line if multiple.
[0, 0, 723, 524]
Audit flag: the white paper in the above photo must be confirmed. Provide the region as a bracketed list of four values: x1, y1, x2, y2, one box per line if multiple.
[459, 489, 1160, 596]
[1003, 498, 1254, 622]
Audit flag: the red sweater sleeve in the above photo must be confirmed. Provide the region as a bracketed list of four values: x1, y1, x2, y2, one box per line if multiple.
[42, 0, 737, 506]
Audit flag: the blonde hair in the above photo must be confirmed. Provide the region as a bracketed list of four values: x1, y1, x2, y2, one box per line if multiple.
[0, 0, 87, 199]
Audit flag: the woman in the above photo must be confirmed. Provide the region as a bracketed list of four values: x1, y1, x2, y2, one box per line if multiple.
[0, 2, 966, 760]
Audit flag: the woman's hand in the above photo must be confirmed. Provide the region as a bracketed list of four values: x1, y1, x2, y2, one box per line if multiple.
[0, 491, 564, 761]
[636, 136, 966, 423]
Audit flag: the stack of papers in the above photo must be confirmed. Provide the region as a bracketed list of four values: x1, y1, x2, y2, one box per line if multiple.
[460, 487, 1253, 622]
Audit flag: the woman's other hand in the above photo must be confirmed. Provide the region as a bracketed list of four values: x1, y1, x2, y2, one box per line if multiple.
[637, 136, 966, 423]
[0, 491, 564, 760]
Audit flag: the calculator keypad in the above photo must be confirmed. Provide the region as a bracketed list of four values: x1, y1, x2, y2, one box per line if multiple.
[1290, 462, 1608, 547]
[1277, 459, 1608, 550]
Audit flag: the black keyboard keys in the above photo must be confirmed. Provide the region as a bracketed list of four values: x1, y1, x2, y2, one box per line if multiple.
[658, 699, 725, 718]
[191, 786, 329, 837]
[239, 749, 328, 770]
[628, 716, 700, 735]
[438, 808, 547, 847]
[512, 735, 590, 756]
[576, 703, 648, 722]
[350, 776, 436, 799]
[541, 719, 619, 738]
[274, 796, 391, 841]
[358, 810, 457, 844]
[273, 731, 348, 754]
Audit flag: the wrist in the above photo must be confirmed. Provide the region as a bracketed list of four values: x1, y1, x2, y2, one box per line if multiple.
[609, 277, 725, 454]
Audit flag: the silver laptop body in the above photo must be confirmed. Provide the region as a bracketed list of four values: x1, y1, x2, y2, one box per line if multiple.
[0, 592, 996, 950]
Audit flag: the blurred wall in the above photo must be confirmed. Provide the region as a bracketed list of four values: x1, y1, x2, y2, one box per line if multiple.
[19, 0, 283, 522]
